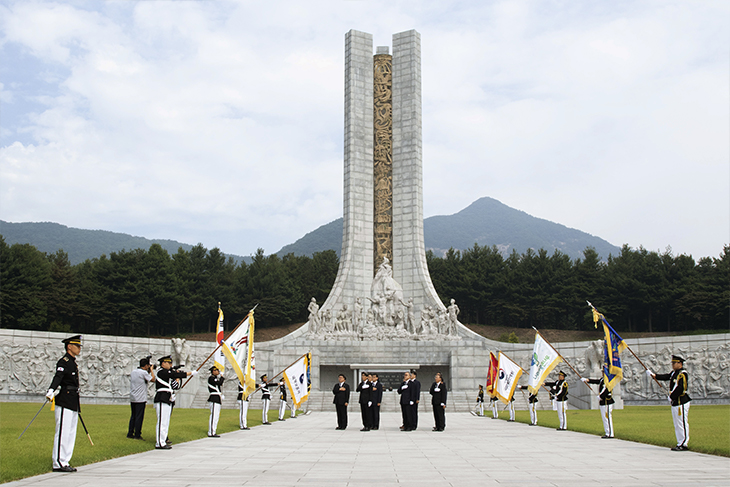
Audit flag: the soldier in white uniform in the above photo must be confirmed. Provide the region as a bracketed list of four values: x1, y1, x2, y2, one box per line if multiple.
[648, 355, 692, 451]
[46, 335, 83, 472]
[581, 375, 615, 438]
[545, 371, 569, 430]
[237, 381, 250, 430]
[278, 379, 288, 421]
[154, 356, 196, 449]
[518, 385, 539, 425]
[207, 365, 225, 437]
[259, 374, 272, 425]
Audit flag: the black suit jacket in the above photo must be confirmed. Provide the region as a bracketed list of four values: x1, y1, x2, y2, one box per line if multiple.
[398, 380, 410, 405]
[371, 381, 383, 405]
[411, 379, 421, 403]
[356, 380, 372, 404]
[429, 381, 447, 406]
[332, 382, 350, 405]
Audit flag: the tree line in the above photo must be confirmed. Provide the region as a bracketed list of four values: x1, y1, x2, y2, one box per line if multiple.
[1, 235, 727, 336]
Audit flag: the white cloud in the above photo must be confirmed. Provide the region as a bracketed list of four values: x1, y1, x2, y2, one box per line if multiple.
[0, 0, 728, 259]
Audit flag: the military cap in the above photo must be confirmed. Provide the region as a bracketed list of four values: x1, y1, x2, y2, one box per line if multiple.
[260, 374, 268, 380]
[62, 335, 83, 346]
[159, 355, 173, 364]
[671, 355, 685, 363]
[209, 365, 219, 372]
[557, 370, 567, 377]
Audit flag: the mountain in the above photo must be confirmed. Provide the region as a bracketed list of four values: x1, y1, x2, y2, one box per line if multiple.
[0, 221, 249, 266]
[276, 197, 620, 261]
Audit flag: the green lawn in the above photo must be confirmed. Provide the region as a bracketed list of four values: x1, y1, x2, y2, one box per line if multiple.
[0, 402, 283, 483]
[499, 404, 730, 457]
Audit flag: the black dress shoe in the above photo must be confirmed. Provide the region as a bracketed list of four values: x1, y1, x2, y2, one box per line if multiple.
[126, 435, 134, 439]
[263, 422, 272, 425]
[240, 427, 250, 430]
[208, 434, 220, 438]
[53, 465, 76, 473]
[155, 444, 172, 450]
[360, 428, 370, 431]
[133, 436, 144, 440]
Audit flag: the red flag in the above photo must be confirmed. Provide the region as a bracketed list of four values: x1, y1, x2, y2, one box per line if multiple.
[486, 351, 499, 395]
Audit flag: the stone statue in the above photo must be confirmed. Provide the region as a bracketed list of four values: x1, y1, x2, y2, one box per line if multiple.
[400, 297, 415, 334]
[370, 257, 404, 326]
[307, 297, 320, 336]
[584, 340, 604, 378]
[353, 297, 363, 333]
[171, 338, 191, 368]
[447, 299, 460, 336]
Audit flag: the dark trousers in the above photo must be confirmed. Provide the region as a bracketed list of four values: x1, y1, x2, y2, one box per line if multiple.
[372, 404, 381, 429]
[128, 402, 146, 438]
[433, 404, 446, 430]
[360, 403, 371, 429]
[336, 404, 348, 429]
[401, 403, 410, 429]
[411, 402, 419, 429]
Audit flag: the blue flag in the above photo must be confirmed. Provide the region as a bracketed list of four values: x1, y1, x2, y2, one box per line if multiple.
[598, 313, 626, 392]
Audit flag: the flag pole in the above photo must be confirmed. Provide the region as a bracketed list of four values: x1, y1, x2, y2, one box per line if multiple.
[531, 327, 597, 395]
[247, 352, 309, 397]
[586, 301, 668, 394]
[179, 307, 256, 391]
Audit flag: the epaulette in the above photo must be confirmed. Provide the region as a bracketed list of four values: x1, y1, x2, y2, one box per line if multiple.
[62, 357, 69, 362]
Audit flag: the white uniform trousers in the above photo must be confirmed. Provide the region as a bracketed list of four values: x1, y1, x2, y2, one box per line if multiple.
[556, 400, 567, 429]
[529, 402, 537, 425]
[278, 400, 287, 420]
[262, 398, 270, 423]
[478, 402, 484, 416]
[290, 401, 297, 418]
[600, 404, 614, 437]
[238, 400, 249, 428]
[208, 402, 221, 435]
[155, 402, 172, 447]
[52, 406, 78, 469]
[672, 403, 690, 447]
[509, 401, 515, 421]
[491, 402, 498, 419]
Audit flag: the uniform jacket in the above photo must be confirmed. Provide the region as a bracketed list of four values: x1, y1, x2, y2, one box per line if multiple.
[546, 379, 569, 401]
[237, 382, 249, 401]
[49, 352, 80, 411]
[332, 382, 350, 405]
[587, 377, 614, 406]
[518, 385, 538, 403]
[154, 368, 188, 404]
[207, 375, 225, 404]
[279, 383, 288, 401]
[656, 369, 691, 406]
[259, 381, 273, 400]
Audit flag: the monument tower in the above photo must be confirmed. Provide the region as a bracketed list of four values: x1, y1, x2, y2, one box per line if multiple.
[309, 30, 449, 340]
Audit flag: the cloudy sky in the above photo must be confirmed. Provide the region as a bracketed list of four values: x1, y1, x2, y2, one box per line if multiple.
[1, 1, 727, 260]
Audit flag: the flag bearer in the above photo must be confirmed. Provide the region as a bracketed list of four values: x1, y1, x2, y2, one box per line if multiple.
[278, 378, 288, 421]
[518, 385, 539, 425]
[207, 365, 225, 437]
[545, 371, 569, 430]
[46, 335, 83, 472]
[507, 394, 516, 422]
[647, 355, 692, 451]
[259, 374, 272, 425]
[581, 375, 614, 438]
[489, 393, 498, 419]
[476, 385, 485, 416]
[237, 381, 250, 429]
[154, 356, 196, 449]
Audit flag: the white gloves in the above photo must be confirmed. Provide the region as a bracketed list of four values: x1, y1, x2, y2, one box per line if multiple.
[191, 370, 199, 377]
[401, 385, 408, 390]
[581, 378, 589, 383]
[645, 369, 653, 377]
[440, 403, 445, 407]
[46, 389, 56, 401]
[368, 401, 372, 407]
[221, 394, 226, 400]
[409, 401, 414, 405]
[667, 396, 672, 403]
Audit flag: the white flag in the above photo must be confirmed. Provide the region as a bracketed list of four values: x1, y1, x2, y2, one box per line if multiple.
[283, 353, 311, 407]
[496, 352, 523, 404]
[221, 312, 256, 396]
[528, 332, 562, 394]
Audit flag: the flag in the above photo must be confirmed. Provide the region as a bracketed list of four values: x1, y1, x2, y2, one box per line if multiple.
[283, 353, 311, 407]
[527, 332, 562, 394]
[485, 352, 499, 396]
[213, 305, 225, 373]
[495, 352, 523, 405]
[598, 312, 627, 391]
[221, 311, 256, 397]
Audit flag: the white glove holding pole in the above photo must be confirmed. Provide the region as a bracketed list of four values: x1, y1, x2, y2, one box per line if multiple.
[191, 370, 199, 377]
[645, 369, 653, 377]
[581, 378, 589, 383]
[46, 388, 56, 401]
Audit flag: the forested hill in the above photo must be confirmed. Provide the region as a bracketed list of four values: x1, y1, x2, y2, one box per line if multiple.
[277, 197, 621, 261]
[0, 221, 249, 265]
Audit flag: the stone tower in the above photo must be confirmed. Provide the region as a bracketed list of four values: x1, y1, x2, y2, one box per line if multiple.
[309, 30, 447, 341]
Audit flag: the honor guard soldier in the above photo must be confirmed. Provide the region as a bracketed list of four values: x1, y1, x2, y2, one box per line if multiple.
[429, 372, 447, 431]
[207, 365, 225, 437]
[476, 385, 485, 416]
[154, 356, 196, 449]
[46, 335, 83, 472]
[647, 355, 692, 450]
[238, 381, 250, 430]
[489, 393, 499, 419]
[507, 393, 516, 422]
[518, 385, 539, 425]
[581, 375, 615, 438]
[370, 373, 383, 430]
[259, 374, 272, 425]
[356, 372, 372, 431]
[278, 378, 288, 421]
[545, 370, 569, 430]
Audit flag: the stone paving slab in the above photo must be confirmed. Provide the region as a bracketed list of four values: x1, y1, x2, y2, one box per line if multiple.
[6, 412, 729, 486]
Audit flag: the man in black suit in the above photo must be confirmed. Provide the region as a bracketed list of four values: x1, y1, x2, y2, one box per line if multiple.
[356, 372, 372, 431]
[332, 374, 350, 430]
[429, 372, 447, 431]
[410, 370, 421, 430]
[370, 373, 383, 430]
[398, 371, 412, 431]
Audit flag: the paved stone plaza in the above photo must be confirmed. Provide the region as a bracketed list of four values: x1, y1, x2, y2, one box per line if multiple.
[7, 412, 729, 487]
